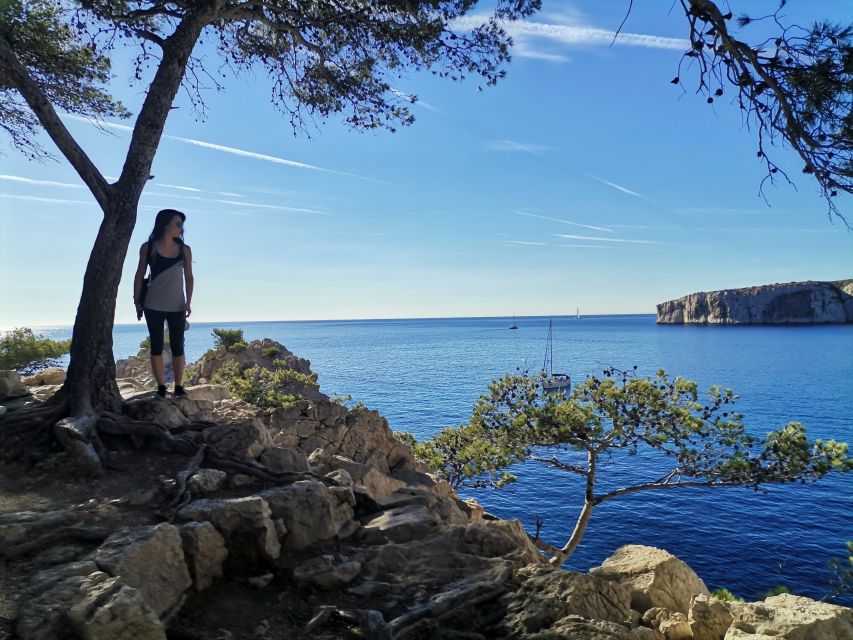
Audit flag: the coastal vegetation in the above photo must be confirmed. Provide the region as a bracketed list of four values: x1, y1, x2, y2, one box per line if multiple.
[212, 328, 246, 351]
[402, 366, 852, 565]
[212, 360, 318, 409]
[0, 327, 71, 373]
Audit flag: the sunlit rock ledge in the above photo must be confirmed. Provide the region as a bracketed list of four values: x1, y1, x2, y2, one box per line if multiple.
[657, 279, 853, 325]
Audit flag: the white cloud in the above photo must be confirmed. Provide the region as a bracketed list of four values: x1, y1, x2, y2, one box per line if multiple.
[156, 183, 244, 198]
[586, 174, 662, 206]
[453, 14, 689, 64]
[0, 175, 82, 189]
[558, 244, 615, 249]
[0, 193, 91, 205]
[554, 233, 659, 244]
[515, 210, 613, 233]
[488, 139, 553, 155]
[506, 240, 548, 246]
[64, 115, 387, 183]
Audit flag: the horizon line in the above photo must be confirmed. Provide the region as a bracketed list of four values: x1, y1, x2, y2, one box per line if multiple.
[5, 312, 658, 331]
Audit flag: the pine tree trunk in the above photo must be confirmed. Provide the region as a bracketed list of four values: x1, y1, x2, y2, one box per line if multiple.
[550, 450, 598, 565]
[63, 197, 138, 416]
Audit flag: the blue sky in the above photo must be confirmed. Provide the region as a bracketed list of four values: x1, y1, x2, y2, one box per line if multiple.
[1, 0, 851, 327]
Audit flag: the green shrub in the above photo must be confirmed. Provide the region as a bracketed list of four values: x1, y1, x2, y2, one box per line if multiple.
[227, 340, 248, 353]
[212, 328, 244, 349]
[0, 328, 71, 372]
[394, 431, 418, 448]
[760, 585, 791, 599]
[212, 361, 315, 408]
[710, 588, 743, 602]
[261, 346, 280, 359]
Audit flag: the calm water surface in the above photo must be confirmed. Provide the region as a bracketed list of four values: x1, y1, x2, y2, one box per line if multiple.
[39, 315, 853, 602]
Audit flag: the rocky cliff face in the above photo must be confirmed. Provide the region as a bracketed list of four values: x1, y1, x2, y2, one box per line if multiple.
[657, 279, 853, 325]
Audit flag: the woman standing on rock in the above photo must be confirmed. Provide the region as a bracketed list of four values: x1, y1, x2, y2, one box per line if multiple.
[133, 209, 194, 399]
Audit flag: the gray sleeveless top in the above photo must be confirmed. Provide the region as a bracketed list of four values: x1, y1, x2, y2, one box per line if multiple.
[143, 243, 186, 312]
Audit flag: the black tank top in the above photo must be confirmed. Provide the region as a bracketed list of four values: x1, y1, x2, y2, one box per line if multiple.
[149, 244, 184, 280]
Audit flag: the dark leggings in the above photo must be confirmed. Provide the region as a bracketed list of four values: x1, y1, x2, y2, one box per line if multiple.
[144, 309, 186, 357]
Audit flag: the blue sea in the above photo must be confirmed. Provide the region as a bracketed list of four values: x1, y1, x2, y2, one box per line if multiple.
[38, 315, 853, 603]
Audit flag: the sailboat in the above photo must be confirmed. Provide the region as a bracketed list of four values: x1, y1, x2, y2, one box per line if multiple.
[576, 307, 581, 320]
[542, 319, 571, 392]
[509, 314, 518, 330]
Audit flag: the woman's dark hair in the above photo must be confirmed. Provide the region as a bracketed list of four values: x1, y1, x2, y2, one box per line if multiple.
[147, 209, 186, 245]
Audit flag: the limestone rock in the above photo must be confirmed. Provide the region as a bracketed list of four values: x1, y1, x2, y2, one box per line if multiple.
[643, 607, 692, 640]
[311, 452, 406, 502]
[180, 521, 228, 591]
[260, 481, 356, 550]
[360, 504, 441, 544]
[117, 377, 150, 399]
[187, 468, 227, 496]
[457, 498, 485, 524]
[0, 370, 28, 401]
[66, 575, 165, 640]
[259, 446, 310, 473]
[689, 594, 734, 640]
[177, 496, 280, 566]
[123, 397, 200, 428]
[28, 384, 62, 402]
[94, 524, 191, 617]
[724, 593, 853, 640]
[656, 279, 853, 325]
[591, 545, 709, 615]
[18, 565, 164, 640]
[22, 367, 65, 386]
[292, 555, 363, 591]
[502, 565, 633, 635]
[183, 383, 230, 402]
[202, 417, 271, 460]
[534, 615, 664, 639]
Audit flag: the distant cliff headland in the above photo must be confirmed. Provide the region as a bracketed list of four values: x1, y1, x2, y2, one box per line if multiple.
[657, 279, 853, 325]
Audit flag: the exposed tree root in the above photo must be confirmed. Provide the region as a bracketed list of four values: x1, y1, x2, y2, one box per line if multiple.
[386, 581, 507, 639]
[204, 447, 329, 486]
[54, 413, 103, 477]
[4, 525, 111, 559]
[161, 445, 207, 518]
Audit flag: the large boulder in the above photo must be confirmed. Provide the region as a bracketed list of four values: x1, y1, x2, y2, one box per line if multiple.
[501, 565, 633, 635]
[94, 524, 191, 617]
[201, 417, 271, 460]
[591, 545, 710, 615]
[17, 562, 165, 640]
[259, 446, 310, 474]
[0, 370, 29, 401]
[180, 521, 228, 591]
[309, 452, 406, 502]
[689, 594, 734, 640]
[725, 593, 853, 640]
[643, 607, 692, 640]
[177, 496, 281, 567]
[292, 556, 363, 591]
[22, 367, 66, 386]
[123, 396, 214, 428]
[259, 480, 356, 550]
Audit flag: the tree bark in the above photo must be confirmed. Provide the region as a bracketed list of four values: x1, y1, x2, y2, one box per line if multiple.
[64, 198, 139, 416]
[550, 449, 597, 565]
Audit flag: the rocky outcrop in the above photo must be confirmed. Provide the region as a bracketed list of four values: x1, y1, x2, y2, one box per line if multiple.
[0, 370, 29, 401]
[590, 545, 710, 615]
[725, 593, 853, 639]
[4, 339, 851, 640]
[656, 279, 853, 324]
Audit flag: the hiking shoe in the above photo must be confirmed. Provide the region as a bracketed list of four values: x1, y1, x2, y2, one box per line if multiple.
[156, 385, 167, 399]
[173, 385, 188, 398]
